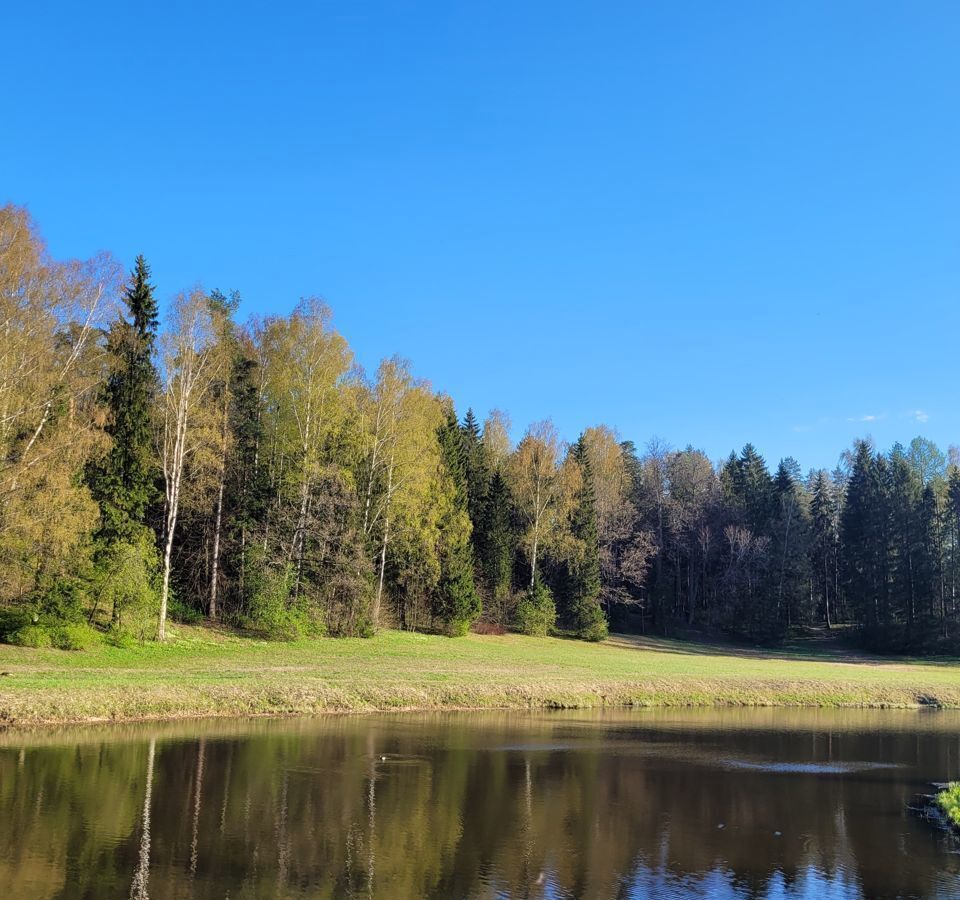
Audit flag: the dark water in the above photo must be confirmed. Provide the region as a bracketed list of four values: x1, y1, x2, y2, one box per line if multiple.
[2, 710, 960, 899]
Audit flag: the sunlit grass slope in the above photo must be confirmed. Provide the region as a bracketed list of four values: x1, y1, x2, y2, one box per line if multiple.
[1, 626, 958, 726]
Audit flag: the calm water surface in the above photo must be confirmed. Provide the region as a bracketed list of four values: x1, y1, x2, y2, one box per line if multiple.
[2, 709, 960, 899]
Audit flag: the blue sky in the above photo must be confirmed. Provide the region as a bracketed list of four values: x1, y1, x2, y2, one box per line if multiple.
[4, 2, 958, 471]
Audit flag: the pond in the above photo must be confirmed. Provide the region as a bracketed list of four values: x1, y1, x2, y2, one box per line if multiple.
[2, 709, 959, 898]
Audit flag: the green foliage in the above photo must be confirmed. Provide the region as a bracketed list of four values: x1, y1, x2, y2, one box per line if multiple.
[937, 783, 960, 830]
[515, 579, 556, 636]
[0, 608, 32, 642]
[8, 625, 53, 648]
[476, 469, 516, 622]
[50, 623, 101, 651]
[558, 437, 607, 641]
[433, 407, 482, 635]
[35, 578, 90, 624]
[167, 595, 203, 625]
[91, 532, 159, 637]
[89, 255, 160, 542]
[243, 562, 326, 641]
[573, 601, 608, 642]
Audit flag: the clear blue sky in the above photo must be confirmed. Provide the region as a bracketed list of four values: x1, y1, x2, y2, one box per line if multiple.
[4, 2, 958, 472]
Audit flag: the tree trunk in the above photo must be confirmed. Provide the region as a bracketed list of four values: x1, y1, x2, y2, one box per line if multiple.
[209, 476, 225, 621]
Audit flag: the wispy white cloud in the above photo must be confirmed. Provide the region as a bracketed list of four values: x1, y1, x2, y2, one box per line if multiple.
[913, 409, 929, 424]
[847, 413, 886, 424]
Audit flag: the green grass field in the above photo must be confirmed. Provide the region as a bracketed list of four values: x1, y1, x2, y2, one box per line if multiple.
[0, 626, 958, 727]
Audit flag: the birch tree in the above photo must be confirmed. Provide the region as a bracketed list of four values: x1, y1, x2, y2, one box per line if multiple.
[507, 420, 563, 587]
[157, 290, 221, 640]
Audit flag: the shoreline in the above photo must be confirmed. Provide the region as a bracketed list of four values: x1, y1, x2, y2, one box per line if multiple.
[2, 627, 959, 730]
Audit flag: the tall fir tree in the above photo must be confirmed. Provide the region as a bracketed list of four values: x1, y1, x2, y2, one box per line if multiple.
[558, 436, 607, 641]
[433, 407, 482, 634]
[888, 444, 922, 626]
[809, 470, 838, 627]
[460, 408, 492, 580]
[772, 458, 811, 627]
[479, 467, 517, 623]
[91, 255, 160, 542]
[841, 440, 891, 630]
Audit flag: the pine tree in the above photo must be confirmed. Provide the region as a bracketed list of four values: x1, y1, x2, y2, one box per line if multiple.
[91, 255, 160, 543]
[559, 436, 606, 641]
[434, 407, 481, 635]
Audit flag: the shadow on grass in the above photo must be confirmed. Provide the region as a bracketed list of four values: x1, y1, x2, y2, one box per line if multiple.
[605, 632, 960, 668]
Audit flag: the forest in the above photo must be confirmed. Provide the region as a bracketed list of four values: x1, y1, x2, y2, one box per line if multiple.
[0, 203, 957, 653]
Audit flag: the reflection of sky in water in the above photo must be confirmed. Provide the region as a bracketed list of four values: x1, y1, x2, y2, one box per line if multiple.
[719, 760, 902, 775]
[510, 862, 959, 899]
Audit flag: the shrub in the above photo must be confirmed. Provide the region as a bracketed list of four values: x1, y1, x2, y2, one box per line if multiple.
[0, 608, 33, 642]
[514, 580, 557, 637]
[50, 623, 101, 651]
[91, 533, 160, 637]
[105, 628, 136, 649]
[37, 578, 89, 623]
[167, 595, 202, 625]
[244, 564, 306, 640]
[9, 625, 53, 648]
[572, 600, 609, 642]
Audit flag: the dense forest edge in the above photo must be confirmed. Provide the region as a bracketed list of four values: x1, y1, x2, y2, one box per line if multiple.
[1, 203, 959, 661]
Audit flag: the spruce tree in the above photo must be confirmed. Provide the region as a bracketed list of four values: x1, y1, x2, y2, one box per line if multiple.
[810, 470, 838, 627]
[772, 458, 810, 629]
[841, 440, 891, 631]
[560, 436, 607, 641]
[91, 255, 160, 542]
[460, 408, 493, 583]
[888, 445, 922, 626]
[479, 467, 516, 623]
[434, 407, 481, 634]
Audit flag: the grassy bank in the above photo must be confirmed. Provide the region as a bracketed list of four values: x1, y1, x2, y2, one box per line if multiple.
[1, 626, 959, 727]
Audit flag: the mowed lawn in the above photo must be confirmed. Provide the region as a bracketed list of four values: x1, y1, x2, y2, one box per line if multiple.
[1, 626, 959, 726]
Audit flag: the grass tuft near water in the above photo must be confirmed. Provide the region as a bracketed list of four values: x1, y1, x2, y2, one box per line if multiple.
[936, 783, 960, 830]
[0, 626, 958, 727]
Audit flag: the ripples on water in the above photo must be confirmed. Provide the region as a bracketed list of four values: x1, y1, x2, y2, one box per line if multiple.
[1, 709, 959, 898]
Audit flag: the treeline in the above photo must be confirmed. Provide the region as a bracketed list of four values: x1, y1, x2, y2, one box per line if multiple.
[0, 204, 957, 651]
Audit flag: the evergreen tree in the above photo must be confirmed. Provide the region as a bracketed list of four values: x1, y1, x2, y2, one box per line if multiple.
[434, 407, 481, 635]
[809, 470, 838, 627]
[888, 445, 922, 626]
[90, 256, 160, 542]
[772, 458, 811, 627]
[460, 408, 493, 582]
[84, 257, 163, 629]
[841, 441, 891, 630]
[478, 468, 516, 623]
[733, 444, 776, 534]
[558, 436, 607, 641]
[918, 482, 947, 633]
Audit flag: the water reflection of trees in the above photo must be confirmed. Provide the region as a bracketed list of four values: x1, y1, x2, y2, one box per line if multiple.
[1, 715, 959, 899]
